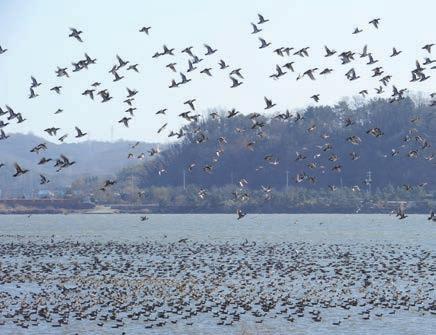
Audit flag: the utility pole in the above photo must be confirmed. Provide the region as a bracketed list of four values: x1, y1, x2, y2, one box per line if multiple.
[182, 170, 186, 190]
[366, 170, 372, 196]
[130, 174, 134, 200]
[286, 170, 289, 190]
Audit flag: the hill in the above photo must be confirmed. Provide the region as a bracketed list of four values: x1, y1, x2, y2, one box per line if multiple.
[120, 97, 436, 191]
[0, 133, 156, 197]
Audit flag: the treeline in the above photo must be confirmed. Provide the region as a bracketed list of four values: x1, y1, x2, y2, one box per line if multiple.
[69, 178, 434, 212]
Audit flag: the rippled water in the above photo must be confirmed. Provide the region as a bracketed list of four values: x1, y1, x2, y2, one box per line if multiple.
[0, 213, 435, 245]
[0, 214, 435, 335]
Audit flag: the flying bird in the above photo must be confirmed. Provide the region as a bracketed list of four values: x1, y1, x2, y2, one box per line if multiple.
[311, 94, 320, 102]
[257, 14, 269, 24]
[139, 26, 151, 34]
[237, 209, 246, 220]
[40, 174, 50, 185]
[324, 46, 336, 57]
[422, 44, 434, 54]
[13, 163, 28, 177]
[28, 87, 38, 99]
[119, 117, 132, 127]
[50, 86, 62, 94]
[227, 75, 241, 88]
[369, 18, 381, 29]
[251, 23, 262, 34]
[264, 97, 276, 109]
[75, 127, 87, 138]
[204, 44, 217, 55]
[184, 99, 196, 111]
[258, 37, 271, 49]
[69, 27, 83, 42]
[30, 76, 41, 88]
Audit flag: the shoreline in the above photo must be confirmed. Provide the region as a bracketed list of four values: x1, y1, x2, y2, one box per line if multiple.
[1, 199, 433, 215]
[0, 210, 434, 215]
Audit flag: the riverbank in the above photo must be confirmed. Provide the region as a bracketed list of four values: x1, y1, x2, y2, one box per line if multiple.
[0, 199, 434, 215]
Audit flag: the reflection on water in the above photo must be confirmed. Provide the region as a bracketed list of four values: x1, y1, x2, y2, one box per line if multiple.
[0, 214, 435, 335]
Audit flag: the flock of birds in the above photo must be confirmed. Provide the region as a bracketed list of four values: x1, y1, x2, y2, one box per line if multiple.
[1, 14, 436, 333]
[0, 237, 434, 332]
[1, 14, 436, 220]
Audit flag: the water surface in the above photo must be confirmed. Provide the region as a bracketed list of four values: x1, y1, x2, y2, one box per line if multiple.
[0, 214, 434, 335]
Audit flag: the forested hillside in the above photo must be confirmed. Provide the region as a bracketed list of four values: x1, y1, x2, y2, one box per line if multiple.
[120, 98, 435, 191]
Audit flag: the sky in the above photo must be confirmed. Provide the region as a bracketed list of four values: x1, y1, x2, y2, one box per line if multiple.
[0, 0, 435, 143]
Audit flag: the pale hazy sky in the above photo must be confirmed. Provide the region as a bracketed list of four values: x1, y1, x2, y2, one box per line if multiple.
[0, 0, 435, 142]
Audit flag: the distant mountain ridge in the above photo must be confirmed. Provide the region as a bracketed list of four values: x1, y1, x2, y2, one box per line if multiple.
[0, 133, 157, 195]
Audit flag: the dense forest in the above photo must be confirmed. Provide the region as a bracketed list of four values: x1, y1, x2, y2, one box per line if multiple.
[119, 97, 435, 189]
